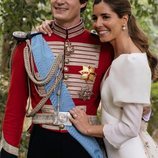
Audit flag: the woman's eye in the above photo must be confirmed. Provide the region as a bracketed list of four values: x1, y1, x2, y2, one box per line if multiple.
[103, 15, 110, 20]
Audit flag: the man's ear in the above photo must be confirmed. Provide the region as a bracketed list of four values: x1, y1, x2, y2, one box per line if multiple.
[80, 2, 87, 11]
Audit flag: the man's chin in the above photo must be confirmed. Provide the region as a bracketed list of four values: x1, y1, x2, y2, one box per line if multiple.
[54, 17, 68, 26]
[54, 15, 67, 21]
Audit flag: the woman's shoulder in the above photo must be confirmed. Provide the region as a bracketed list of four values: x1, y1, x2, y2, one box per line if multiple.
[109, 53, 151, 83]
[113, 53, 148, 64]
[111, 53, 149, 72]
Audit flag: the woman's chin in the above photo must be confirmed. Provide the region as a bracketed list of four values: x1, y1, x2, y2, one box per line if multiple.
[99, 37, 110, 43]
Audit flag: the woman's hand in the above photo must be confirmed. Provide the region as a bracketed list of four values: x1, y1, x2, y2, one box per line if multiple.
[69, 107, 92, 135]
[143, 107, 151, 116]
[142, 107, 152, 122]
[36, 20, 53, 36]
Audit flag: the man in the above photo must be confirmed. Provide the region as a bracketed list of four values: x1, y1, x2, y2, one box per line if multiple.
[0, 0, 113, 158]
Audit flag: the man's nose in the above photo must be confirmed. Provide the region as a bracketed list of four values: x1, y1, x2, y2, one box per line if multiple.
[55, 0, 65, 4]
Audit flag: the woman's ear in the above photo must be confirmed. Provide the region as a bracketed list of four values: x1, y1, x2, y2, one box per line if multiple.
[121, 15, 129, 31]
[122, 15, 129, 25]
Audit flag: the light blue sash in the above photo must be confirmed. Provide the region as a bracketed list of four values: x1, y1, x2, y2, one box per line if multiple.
[31, 35, 104, 158]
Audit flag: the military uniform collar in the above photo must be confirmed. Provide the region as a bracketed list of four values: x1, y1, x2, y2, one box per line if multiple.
[52, 19, 85, 39]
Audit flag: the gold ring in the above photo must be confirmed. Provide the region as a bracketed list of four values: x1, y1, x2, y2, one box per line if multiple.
[74, 114, 78, 118]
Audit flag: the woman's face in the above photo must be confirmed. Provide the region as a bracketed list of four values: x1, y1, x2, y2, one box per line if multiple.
[92, 1, 126, 43]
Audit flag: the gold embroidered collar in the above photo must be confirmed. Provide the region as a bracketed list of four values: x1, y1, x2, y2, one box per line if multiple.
[52, 19, 85, 39]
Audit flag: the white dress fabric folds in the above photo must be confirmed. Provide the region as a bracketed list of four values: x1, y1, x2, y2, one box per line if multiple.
[100, 53, 158, 158]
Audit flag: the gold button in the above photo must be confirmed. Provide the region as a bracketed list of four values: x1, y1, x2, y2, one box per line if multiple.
[65, 59, 70, 64]
[64, 66, 69, 72]
[64, 75, 69, 80]
[59, 124, 65, 129]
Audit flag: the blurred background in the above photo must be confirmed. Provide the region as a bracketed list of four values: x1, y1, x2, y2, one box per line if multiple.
[0, 0, 158, 157]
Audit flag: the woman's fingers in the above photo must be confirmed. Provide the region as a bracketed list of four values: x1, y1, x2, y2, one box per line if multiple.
[36, 20, 53, 36]
[69, 109, 78, 119]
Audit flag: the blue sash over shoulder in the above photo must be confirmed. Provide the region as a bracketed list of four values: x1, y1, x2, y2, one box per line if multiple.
[31, 35, 104, 158]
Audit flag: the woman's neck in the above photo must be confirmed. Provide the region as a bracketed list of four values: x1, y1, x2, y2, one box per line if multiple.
[111, 36, 141, 58]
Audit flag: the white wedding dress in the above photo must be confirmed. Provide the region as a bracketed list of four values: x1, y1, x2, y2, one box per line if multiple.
[100, 53, 158, 158]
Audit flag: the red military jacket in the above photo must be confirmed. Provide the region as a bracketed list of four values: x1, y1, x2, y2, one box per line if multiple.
[0, 20, 113, 156]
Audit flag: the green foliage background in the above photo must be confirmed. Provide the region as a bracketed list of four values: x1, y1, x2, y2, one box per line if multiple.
[0, 0, 158, 157]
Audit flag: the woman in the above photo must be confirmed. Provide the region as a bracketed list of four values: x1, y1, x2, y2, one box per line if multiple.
[69, 0, 158, 158]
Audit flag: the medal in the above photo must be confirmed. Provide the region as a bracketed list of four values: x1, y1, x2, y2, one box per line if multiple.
[79, 66, 96, 100]
[79, 85, 93, 101]
[64, 40, 74, 56]
[79, 66, 96, 81]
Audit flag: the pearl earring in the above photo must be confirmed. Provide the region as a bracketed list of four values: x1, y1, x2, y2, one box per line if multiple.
[122, 24, 126, 31]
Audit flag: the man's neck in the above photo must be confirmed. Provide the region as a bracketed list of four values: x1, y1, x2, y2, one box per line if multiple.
[55, 19, 82, 29]
[52, 19, 85, 39]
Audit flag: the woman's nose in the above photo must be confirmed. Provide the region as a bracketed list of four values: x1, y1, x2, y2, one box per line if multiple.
[94, 18, 103, 28]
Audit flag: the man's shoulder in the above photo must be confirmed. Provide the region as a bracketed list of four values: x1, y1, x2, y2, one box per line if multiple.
[12, 31, 42, 42]
[89, 30, 99, 39]
[83, 29, 101, 44]
[83, 29, 98, 37]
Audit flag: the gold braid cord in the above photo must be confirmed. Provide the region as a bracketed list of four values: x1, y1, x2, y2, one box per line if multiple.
[24, 40, 63, 117]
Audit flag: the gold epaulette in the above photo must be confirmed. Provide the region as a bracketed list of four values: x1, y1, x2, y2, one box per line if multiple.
[12, 31, 42, 42]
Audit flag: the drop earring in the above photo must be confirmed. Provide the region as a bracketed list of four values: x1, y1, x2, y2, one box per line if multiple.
[122, 24, 126, 31]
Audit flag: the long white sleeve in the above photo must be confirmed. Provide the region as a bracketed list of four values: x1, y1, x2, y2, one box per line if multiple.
[103, 103, 143, 148]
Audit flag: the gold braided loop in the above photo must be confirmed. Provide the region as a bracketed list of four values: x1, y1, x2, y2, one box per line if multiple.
[26, 73, 63, 117]
[23, 40, 64, 117]
[24, 40, 63, 86]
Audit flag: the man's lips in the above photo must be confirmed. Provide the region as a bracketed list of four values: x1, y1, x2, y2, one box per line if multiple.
[54, 6, 68, 11]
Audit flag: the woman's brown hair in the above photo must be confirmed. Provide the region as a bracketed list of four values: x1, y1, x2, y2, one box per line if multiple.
[93, 0, 158, 81]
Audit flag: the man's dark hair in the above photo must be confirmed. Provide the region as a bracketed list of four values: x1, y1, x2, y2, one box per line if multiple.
[80, 0, 88, 12]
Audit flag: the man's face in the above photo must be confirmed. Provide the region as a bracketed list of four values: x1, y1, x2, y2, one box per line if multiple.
[50, 0, 86, 27]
